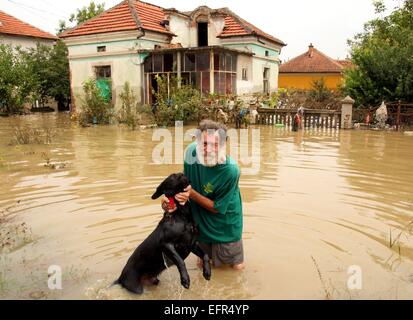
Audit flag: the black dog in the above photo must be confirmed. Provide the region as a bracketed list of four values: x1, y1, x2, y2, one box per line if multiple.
[114, 173, 211, 294]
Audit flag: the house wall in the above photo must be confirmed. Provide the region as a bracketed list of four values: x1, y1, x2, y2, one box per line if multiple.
[223, 41, 281, 95]
[169, 15, 191, 47]
[64, 31, 169, 111]
[0, 34, 55, 49]
[279, 73, 343, 90]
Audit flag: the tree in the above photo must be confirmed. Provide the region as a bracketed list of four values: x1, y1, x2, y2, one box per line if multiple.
[58, 1, 106, 34]
[343, 0, 413, 106]
[0, 44, 36, 114]
[20, 41, 70, 111]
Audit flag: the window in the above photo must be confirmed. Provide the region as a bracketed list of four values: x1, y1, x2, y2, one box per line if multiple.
[263, 67, 270, 95]
[144, 56, 153, 73]
[94, 66, 112, 103]
[97, 46, 106, 52]
[242, 68, 248, 81]
[163, 53, 175, 72]
[198, 22, 208, 47]
[265, 50, 269, 57]
[196, 51, 210, 72]
[184, 53, 196, 72]
[225, 54, 232, 72]
[95, 65, 111, 78]
[153, 54, 163, 72]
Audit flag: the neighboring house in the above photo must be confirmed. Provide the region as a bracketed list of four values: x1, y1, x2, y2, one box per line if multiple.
[0, 10, 57, 49]
[279, 44, 351, 91]
[59, 0, 286, 111]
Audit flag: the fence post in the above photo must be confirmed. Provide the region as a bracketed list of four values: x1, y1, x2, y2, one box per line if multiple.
[341, 96, 355, 129]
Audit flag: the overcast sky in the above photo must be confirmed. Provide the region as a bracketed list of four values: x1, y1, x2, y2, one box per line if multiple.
[1, 0, 400, 60]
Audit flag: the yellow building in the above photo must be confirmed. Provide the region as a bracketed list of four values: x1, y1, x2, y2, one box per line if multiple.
[279, 44, 351, 91]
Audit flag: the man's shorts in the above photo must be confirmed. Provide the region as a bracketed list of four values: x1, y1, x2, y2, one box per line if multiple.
[199, 240, 244, 267]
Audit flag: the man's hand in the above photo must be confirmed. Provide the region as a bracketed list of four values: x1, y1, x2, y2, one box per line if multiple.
[162, 196, 177, 214]
[175, 185, 192, 205]
[161, 186, 192, 214]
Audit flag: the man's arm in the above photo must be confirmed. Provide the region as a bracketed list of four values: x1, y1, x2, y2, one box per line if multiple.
[189, 188, 219, 215]
[162, 186, 218, 215]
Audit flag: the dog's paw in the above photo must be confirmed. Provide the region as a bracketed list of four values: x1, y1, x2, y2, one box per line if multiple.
[203, 269, 211, 281]
[181, 277, 190, 289]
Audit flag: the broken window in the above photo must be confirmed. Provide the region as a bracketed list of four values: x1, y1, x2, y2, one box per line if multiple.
[196, 51, 210, 72]
[153, 54, 163, 73]
[201, 72, 210, 94]
[184, 53, 195, 72]
[214, 53, 220, 70]
[144, 56, 153, 73]
[198, 22, 208, 47]
[163, 53, 175, 72]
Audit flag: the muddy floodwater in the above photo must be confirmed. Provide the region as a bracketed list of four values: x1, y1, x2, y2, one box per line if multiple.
[0, 113, 412, 300]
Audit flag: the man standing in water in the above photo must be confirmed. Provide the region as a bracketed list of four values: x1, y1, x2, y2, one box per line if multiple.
[162, 120, 245, 270]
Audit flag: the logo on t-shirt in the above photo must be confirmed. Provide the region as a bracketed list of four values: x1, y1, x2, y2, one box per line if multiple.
[203, 182, 214, 195]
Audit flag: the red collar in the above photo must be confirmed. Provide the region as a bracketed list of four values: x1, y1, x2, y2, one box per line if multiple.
[168, 197, 176, 210]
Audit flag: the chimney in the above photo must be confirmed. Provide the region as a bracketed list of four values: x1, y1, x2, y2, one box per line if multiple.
[308, 43, 314, 58]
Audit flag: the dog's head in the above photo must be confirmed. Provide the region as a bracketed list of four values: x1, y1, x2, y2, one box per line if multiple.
[151, 173, 190, 200]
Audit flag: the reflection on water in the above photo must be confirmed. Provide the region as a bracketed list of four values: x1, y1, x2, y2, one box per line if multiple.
[0, 114, 412, 300]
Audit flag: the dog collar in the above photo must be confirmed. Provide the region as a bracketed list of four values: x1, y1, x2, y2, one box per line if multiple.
[168, 197, 176, 210]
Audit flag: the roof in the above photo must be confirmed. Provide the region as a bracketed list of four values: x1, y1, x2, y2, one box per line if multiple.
[60, 0, 174, 38]
[137, 45, 254, 56]
[218, 12, 286, 46]
[0, 10, 57, 40]
[60, 0, 285, 47]
[280, 45, 349, 74]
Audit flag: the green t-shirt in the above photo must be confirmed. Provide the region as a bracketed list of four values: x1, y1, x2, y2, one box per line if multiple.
[184, 142, 243, 244]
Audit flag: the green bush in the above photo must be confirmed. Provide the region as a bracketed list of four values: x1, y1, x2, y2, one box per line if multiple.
[309, 78, 332, 102]
[78, 78, 114, 125]
[0, 44, 35, 114]
[117, 82, 140, 129]
[152, 75, 203, 126]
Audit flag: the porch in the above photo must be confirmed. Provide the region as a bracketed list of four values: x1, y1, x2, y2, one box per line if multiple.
[140, 46, 253, 105]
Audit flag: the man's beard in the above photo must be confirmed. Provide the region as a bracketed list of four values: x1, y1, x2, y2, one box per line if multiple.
[196, 144, 227, 167]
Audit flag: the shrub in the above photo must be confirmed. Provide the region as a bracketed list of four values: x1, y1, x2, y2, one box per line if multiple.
[309, 78, 332, 102]
[152, 75, 203, 126]
[117, 82, 141, 130]
[78, 78, 114, 125]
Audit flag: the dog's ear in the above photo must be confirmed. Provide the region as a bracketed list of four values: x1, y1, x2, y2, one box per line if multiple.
[151, 181, 165, 200]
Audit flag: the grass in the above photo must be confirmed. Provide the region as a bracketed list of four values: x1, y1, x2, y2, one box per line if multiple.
[389, 221, 413, 257]
[311, 255, 333, 300]
[8, 126, 56, 146]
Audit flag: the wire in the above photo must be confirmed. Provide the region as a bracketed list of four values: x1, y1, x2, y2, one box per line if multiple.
[37, 0, 72, 17]
[6, 0, 68, 19]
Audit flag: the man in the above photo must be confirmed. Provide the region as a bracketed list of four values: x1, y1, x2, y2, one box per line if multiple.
[162, 120, 244, 270]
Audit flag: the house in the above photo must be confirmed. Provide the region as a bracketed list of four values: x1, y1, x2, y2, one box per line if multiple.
[59, 0, 286, 112]
[279, 44, 351, 91]
[0, 10, 57, 49]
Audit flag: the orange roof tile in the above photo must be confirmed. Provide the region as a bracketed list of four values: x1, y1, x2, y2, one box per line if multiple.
[280, 45, 345, 73]
[60, 0, 173, 38]
[219, 14, 286, 46]
[60, 1, 285, 47]
[0, 10, 57, 40]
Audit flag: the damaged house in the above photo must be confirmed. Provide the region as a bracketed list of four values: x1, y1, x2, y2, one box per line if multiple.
[60, 0, 286, 111]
